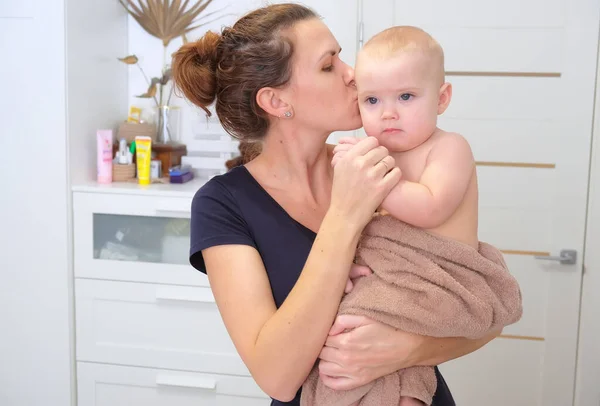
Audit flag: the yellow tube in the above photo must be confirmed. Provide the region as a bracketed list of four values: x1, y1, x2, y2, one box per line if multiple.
[135, 136, 152, 185]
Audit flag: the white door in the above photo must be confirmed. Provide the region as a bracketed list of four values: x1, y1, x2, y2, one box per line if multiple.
[361, 1, 599, 405]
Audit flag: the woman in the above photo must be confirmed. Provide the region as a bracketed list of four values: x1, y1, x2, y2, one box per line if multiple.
[172, 4, 499, 405]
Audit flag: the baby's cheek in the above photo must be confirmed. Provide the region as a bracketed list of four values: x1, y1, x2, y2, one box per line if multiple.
[359, 108, 380, 137]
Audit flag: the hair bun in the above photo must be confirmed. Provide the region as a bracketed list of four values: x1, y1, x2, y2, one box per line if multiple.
[193, 30, 220, 66]
[172, 31, 221, 115]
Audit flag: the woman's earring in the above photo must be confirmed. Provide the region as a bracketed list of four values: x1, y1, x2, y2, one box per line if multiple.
[284, 111, 292, 118]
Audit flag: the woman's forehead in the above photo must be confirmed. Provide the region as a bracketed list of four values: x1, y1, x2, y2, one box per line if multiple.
[291, 19, 339, 60]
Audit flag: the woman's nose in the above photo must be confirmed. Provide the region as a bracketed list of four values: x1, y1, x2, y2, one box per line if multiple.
[342, 61, 356, 87]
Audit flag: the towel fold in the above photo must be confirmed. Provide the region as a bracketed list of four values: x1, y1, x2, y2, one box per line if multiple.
[301, 215, 523, 405]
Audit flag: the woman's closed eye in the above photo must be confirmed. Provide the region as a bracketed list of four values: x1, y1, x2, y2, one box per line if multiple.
[322, 48, 342, 72]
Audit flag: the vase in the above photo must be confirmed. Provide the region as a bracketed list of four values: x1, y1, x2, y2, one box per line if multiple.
[155, 105, 181, 144]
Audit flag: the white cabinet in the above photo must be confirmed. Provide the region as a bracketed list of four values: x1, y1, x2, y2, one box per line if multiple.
[77, 363, 269, 406]
[73, 191, 207, 287]
[75, 278, 249, 376]
[72, 185, 268, 405]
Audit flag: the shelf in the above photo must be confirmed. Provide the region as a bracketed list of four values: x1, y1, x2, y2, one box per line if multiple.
[72, 176, 209, 198]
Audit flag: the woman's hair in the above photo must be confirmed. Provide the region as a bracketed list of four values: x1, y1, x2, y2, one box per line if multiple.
[224, 141, 262, 170]
[172, 3, 319, 143]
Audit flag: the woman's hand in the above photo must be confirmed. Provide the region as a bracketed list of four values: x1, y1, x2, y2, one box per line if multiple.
[317, 315, 502, 391]
[329, 137, 401, 230]
[317, 315, 422, 391]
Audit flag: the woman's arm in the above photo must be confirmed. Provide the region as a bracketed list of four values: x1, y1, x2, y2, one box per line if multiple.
[206, 138, 401, 401]
[414, 328, 501, 367]
[205, 218, 359, 401]
[317, 315, 501, 391]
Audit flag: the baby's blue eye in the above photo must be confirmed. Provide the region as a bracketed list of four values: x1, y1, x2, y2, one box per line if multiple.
[400, 94, 412, 101]
[367, 97, 378, 105]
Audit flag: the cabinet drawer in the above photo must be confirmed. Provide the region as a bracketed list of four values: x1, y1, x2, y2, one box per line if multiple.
[75, 279, 249, 376]
[73, 192, 208, 286]
[77, 362, 269, 406]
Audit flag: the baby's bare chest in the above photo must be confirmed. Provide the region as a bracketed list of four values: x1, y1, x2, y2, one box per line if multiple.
[392, 146, 432, 182]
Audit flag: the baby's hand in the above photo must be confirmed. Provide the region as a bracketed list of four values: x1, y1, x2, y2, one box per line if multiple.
[331, 138, 361, 167]
[331, 144, 353, 167]
[338, 137, 361, 145]
[344, 263, 372, 294]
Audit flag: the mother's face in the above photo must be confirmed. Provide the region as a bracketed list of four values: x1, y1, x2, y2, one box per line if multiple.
[286, 19, 362, 134]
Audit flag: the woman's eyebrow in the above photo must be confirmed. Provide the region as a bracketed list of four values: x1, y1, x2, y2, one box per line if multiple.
[317, 47, 342, 62]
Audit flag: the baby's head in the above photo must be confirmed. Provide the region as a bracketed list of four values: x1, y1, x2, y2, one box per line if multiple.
[355, 26, 452, 152]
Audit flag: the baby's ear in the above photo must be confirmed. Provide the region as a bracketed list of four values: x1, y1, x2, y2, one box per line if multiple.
[437, 82, 452, 115]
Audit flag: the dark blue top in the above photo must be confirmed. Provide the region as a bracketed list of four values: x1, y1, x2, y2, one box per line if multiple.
[189, 165, 455, 406]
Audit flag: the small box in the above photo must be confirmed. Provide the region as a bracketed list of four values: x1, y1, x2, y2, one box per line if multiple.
[112, 163, 135, 182]
[170, 171, 194, 184]
[151, 160, 162, 179]
[118, 122, 156, 143]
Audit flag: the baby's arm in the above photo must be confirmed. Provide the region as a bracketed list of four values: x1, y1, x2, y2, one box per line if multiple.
[381, 133, 475, 228]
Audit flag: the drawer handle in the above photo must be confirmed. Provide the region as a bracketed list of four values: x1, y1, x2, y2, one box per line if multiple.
[155, 288, 215, 303]
[156, 374, 217, 390]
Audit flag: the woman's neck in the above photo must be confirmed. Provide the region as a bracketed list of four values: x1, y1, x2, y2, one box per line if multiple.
[247, 128, 333, 205]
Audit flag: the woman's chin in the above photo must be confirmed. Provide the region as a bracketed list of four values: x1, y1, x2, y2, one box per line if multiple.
[341, 115, 363, 132]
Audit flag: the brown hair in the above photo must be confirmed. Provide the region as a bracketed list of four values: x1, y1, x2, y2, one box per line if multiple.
[224, 141, 262, 171]
[172, 3, 319, 143]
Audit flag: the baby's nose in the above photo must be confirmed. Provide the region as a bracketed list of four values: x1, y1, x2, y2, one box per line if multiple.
[381, 109, 398, 120]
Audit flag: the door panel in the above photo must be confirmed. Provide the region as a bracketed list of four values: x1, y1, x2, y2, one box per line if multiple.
[362, 0, 600, 404]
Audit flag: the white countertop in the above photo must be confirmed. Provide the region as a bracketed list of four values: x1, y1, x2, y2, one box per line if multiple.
[72, 177, 209, 198]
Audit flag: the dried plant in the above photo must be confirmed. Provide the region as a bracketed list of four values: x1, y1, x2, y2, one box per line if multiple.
[118, 0, 225, 107]
[119, 54, 169, 106]
[118, 0, 224, 47]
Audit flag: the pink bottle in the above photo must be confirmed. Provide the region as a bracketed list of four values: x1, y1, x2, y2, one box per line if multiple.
[96, 129, 113, 183]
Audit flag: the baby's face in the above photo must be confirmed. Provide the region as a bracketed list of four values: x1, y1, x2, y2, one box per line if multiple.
[355, 52, 443, 152]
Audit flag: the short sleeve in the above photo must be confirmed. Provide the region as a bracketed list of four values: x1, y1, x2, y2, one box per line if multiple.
[189, 179, 256, 273]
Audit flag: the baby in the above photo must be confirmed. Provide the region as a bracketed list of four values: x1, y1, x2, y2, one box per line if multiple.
[301, 26, 523, 406]
[336, 25, 477, 249]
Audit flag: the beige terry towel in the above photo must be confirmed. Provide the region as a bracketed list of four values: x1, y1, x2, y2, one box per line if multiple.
[301, 215, 523, 406]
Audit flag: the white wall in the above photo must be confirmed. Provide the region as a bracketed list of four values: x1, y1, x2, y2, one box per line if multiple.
[0, 0, 129, 404]
[0, 1, 73, 405]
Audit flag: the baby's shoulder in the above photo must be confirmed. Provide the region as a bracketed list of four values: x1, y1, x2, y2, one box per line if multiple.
[431, 129, 468, 143]
[430, 130, 473, 154]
